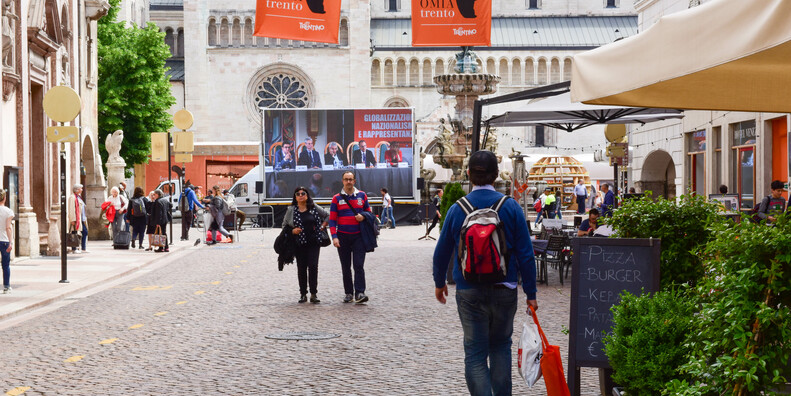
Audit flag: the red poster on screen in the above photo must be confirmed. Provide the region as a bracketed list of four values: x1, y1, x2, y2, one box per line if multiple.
[354, 109, 413, 147]
[411, 0, 491, 46]
[254, 0, 341, 44]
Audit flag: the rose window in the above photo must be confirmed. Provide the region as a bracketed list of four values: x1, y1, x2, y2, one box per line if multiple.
[254, 73, 309, 109]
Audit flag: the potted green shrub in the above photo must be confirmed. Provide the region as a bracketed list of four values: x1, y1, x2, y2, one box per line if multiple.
[439, 182, 466, 230]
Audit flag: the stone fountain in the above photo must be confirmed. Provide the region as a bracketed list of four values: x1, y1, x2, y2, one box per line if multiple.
[432, 47, 501, 181]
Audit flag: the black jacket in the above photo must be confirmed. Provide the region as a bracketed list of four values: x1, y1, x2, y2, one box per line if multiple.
[150, 197, 172, 226]
[359, 211, 379, 253]
[353, 149, 377, 167]
[274, 225, 297, 270]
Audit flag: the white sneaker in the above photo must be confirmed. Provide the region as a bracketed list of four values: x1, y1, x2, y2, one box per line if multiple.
[81, 249, 90, 253]
[74, 249, 82, 254]
[3, 287, 11, 294]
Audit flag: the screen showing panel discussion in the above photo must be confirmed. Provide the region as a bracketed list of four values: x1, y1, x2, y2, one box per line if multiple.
[261, 108, 416, 201]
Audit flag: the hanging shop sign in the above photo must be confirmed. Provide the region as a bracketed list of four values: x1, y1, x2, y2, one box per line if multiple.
[411, 0, 492, 47]
[254, 0, 341, 44]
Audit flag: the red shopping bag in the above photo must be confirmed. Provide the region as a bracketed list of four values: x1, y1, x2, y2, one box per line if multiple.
[529, 306, 571, 396]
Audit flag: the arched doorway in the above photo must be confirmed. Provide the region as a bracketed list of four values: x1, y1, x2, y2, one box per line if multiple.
[639, 150, 676, 200]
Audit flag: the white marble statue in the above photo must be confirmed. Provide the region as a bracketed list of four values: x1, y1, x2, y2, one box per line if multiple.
[105, 130, 124, 164]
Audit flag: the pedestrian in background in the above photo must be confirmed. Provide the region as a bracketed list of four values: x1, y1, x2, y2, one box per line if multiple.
[329, 171, 372, 304]
[179, 184, 204, 241]
[204, 185, 233, 245]
[105, 186, 128, 238]
[601, 183, 615, 217]
[128, 187, 148, 249]
[282, 187, 329, 304]
[223, 189, 245, 230]
[0, 189, 14, 294]
[148, 189, 171, 252]
[575, 179, 587, 214]
[433, 150, 537, 396]
[67, 184, 88, 254]
[424, 189, 443, 236]
[144, 191, 156, 250]
[381, 187, 395, 229]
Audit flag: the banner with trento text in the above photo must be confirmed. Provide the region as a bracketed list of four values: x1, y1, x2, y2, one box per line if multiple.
[254, 0, 341, 44]
[411, 0, 491, 46]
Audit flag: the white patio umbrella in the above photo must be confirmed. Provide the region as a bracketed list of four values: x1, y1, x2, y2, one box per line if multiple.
[571, 0, 791, 112]
[485, 92, 684, 132]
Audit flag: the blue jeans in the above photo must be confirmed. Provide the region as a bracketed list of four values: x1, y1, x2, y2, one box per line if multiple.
[71, 222, 88, 252]
[456, 287, 518, 396]
[0, 241, 10, 288]
[576, 195, 586, 214]
[384, 206, 396, 228]
[535, 210, 543, 225]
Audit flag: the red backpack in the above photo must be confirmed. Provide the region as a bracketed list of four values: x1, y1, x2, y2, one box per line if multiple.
[456, 196, 510, 284]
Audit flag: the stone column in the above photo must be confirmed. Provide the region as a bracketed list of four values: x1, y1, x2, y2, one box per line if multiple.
[85, 184, 108, 240]
[16, 206, 39, 257]
[47, 204, 60, 255]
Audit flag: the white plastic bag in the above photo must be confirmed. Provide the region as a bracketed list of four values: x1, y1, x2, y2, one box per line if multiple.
[518, 316, 543, 387]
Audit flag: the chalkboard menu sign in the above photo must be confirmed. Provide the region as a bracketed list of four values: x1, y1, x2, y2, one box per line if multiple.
[567, 237, 661, 396]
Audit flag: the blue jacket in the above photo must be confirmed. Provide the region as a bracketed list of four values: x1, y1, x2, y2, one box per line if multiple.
[179, 187, 205, 211]
[602, 190, 615, 217]
[359, 211, 379, 252]
[433, 188, 537, 300]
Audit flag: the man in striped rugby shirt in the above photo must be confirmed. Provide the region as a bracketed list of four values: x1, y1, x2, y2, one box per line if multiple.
[329, 171, 372, 304]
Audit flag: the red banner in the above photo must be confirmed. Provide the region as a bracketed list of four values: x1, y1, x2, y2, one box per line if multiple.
[411, 0, 491, 46]
[254, 0, 341, 44]
[353, 109, 413, 148]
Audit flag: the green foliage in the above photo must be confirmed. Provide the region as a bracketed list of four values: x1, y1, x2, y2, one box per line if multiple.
[604, 288, 696, 395]
[606, 193, 723, 288]
[439, 182, 466, 230]
[98, 0, 175, 172]
[666, 214, 791, 395]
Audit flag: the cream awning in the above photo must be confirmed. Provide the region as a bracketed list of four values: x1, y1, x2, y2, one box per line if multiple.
[570, 0, 791, 113]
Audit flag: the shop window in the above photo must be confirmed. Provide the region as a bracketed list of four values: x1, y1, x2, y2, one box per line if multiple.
[686, 130, 706, 196]
[731, 120, 757, 209]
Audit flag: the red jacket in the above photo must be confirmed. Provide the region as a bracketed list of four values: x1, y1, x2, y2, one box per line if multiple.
[101, 201, 117, 226]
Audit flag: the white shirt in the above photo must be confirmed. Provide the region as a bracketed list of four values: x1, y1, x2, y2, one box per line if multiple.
[106, 194, 128, 211]
[0, 206, 13, 242]
[382, 193, 392, 208]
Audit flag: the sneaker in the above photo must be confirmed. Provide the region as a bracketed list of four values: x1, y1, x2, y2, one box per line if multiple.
[298, 294, 308, 304]
[131, 241, 135, 248]
[343, 293, 354, 303]
[310, 294, 320, 304]
[74, 249, 82, 254]
[81, 250, 90, 254]
[354, 293, 368, 304]
[3, 287, 10, 294]
[138, 245, 144, 250]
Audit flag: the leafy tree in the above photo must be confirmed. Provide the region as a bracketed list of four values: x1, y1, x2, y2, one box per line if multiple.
[606, 193, 723, 287]
[97, 0, 175, 172]
[439, 182, 466, 230]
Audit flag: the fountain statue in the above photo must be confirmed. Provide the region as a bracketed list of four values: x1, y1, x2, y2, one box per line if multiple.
[430, 47, 501, 181]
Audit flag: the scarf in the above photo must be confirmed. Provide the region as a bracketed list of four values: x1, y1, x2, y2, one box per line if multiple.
[292, 205, 323, 246]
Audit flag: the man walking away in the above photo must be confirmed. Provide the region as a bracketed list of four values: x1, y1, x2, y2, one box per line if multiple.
[575, 180, 587, 214]
[179, 184, 204, 241]
[756, 180, 787, 224]
[329, 171, 372, 304]
[425, 189, 443, 236]
[433, 150, 538, 396]
[601, 183, 615, 217]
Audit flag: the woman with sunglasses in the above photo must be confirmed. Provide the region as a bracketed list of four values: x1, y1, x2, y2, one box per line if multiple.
[282, 187, 329, 303]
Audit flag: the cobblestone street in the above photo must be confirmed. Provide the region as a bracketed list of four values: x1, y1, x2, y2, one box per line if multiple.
[0, 226, 601, 395]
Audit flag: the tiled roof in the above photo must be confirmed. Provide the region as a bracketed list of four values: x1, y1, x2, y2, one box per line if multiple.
[165, 59, 184, 81]
[371, 16, 638, 50]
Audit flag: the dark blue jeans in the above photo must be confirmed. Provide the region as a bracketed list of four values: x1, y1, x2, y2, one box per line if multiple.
[0, 241, 10, 288]
[336, 232, 366, 294]
[456, 287, 518, 396]
[576, 195, 586, 214]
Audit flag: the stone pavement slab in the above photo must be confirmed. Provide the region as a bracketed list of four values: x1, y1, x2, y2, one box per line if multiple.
[0, 238, 194, 322]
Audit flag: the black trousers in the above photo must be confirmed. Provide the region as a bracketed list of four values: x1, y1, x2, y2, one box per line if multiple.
[181, 209, 193, 240]
[337, 232, 366, 295]
[295, 243, 320, 295]
[426, 215, 440, 234]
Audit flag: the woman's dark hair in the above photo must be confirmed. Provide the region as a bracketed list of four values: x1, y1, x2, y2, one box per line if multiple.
[291, 186, 315, 208]
[133, 187, 145, 199]
[381, 187, 388, 194]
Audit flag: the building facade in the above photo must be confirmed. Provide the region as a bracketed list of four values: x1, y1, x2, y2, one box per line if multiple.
[1, 0, 110, 258]
[628, 0, 790, 209]
[144, 0, 637, 192]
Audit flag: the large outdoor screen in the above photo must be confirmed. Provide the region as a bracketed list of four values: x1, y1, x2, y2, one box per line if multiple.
[261, 108, 416, 200]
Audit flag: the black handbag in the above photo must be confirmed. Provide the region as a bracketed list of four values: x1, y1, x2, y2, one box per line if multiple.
[319, 227, 331, 247]
[67, 226, 81, 248]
